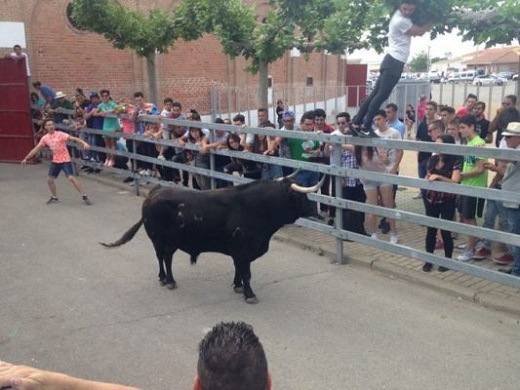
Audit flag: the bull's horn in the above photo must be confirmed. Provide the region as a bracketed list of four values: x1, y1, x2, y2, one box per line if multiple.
[290, 173, 326, 193]
[275, 168, 300, 181]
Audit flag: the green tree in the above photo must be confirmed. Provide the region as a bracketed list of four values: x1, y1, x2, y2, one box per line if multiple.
[70, 0, 178, 103]
[408, 51, 429, 72]
[174, 0, 374, 108]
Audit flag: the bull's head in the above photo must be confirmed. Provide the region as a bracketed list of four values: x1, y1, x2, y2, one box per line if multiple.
[277, 174, 326, 222]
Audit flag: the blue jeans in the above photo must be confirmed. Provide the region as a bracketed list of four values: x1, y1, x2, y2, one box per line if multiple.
[482, 199, 511, 252]
[505, 207, 520, 276]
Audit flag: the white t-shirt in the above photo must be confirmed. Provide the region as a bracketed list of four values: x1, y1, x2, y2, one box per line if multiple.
[386, 9, 413, 63]
[10, 52, 30, 76]
[375, 126, 402, 171]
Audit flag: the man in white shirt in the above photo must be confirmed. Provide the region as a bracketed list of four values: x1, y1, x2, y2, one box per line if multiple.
[352, 0, 430, 134]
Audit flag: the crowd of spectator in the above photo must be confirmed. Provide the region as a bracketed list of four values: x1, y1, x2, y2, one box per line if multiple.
[30, 82, 519, 277]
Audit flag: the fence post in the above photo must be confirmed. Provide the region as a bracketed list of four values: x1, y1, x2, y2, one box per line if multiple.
[331, 143, 345, 264]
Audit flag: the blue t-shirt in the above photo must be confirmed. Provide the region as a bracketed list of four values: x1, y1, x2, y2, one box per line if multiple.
[39, 85, 56, 102]
[388, 118, 405, 139]
[86, 102, 104, 129]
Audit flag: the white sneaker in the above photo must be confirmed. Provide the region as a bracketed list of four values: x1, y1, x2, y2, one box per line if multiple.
[456, 250, 474, 262]
[456, 243, 467, 251]
[390, 234, 399, 244]
[371, 233, 379, 240]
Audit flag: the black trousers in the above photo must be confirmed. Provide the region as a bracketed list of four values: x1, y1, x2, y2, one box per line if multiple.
[341, 184, 367, 234]
[355, 54, 404, 129]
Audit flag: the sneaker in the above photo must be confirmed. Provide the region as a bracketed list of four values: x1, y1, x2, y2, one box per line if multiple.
[46, 196, 59, 204]
[412, 192, 422, 199]
[390, 234, 399, 244]
[370, 233, 379, 240]
[438, 266, 450, 273]
[123, 177, 134, 183]
[422, 262, 433, 272]
[456, 250, 474, 262]
[492, 253, 514, 265]
[473, 247, 491, 260]
[82, 195, 92, 205]
[498, 268, 512, 274]
[456, 243, 467, 251]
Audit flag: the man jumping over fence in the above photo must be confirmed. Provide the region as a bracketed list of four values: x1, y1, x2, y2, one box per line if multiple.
[352, 0, 431, 134]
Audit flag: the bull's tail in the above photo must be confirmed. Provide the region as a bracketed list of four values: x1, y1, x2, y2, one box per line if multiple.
[100, 219, 143, 248]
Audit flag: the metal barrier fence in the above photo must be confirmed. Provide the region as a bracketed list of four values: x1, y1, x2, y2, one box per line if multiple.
[210, 82, 518, 126]
[43, 110, 520, 290]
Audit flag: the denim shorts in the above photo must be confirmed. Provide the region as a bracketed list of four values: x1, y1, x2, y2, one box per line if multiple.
[363, 180, 392, 191]
[48, 162, 74, 178]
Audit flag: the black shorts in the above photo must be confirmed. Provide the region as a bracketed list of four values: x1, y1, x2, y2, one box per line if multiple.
[458, 195, 485, 220]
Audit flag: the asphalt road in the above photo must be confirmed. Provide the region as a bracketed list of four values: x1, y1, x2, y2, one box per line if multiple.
[1, 163, 519, 390]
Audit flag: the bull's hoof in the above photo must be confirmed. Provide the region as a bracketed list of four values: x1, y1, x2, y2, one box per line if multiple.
[166, 282, 178, 290]
[245, 296, 259, 304]
[233, 286, 244, 294]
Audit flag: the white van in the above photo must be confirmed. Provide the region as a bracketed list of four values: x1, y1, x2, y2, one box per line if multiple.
[447, 70, 482, 83]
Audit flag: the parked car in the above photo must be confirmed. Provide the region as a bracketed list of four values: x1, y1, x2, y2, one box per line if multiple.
[427, 71, 442, 83]
[513, 74, 518, 81]
[472, 74, 506, 86]
[496, 71, 515, 80]
[447, 70, 479, 83]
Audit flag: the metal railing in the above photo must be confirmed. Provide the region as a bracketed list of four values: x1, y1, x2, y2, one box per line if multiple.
[35, 108, 520, 290]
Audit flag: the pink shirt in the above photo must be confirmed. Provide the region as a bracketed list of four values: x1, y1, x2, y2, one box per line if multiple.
[120, 106, 135, 134]
[38, 131, 71, 163]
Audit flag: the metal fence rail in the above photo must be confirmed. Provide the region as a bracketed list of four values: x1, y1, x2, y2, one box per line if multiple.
[40, 111, 520, 290]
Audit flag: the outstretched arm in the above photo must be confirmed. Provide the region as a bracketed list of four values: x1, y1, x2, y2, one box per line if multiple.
[0, 361, 139, 390]
[21, 144, 44, 164]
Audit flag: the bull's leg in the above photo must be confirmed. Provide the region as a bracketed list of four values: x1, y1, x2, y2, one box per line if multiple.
[154, 245, 167, 286]
[233, 258, 257, 304]
[163, 248, 177, 290]
[153, 242, 177, 289]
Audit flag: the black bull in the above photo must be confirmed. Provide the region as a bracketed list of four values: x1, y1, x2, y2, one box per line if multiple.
[101, 178, 324, 303]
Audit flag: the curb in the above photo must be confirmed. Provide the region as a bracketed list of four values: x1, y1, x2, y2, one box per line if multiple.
[273, 229, 520, 317]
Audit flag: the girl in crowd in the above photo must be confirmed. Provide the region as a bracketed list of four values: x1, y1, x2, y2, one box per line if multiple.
[354, 131, 399, 244]
[187, 126, 210, 190]
[95, 89, 119, 167]
[223, 133, 260, 180]
[422, 134, 461, 272]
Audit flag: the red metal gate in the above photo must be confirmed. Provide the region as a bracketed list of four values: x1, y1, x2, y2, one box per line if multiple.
[0, 58, 33, 163]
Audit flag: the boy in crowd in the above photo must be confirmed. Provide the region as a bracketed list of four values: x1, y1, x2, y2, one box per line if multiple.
[456, 115, 488, 262]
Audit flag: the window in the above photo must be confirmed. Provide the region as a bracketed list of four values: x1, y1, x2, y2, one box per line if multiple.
[306, 76, 314, 87]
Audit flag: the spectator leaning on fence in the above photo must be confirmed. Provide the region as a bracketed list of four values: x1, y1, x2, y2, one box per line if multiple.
[422, 134, 461, 273]
[484, 122, 520, 277]
[456, 115, 488, 263]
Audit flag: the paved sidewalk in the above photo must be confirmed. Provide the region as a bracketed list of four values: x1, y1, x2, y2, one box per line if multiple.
[275, 187, 520, 316]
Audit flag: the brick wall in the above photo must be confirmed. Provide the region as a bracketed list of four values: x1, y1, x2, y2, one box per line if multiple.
[1, 0, 346, 114]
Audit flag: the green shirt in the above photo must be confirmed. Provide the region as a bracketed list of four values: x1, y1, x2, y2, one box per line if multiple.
[286, 136, 320, 162]
[461, 135, 488, 187]
[98, 100, 120, 131]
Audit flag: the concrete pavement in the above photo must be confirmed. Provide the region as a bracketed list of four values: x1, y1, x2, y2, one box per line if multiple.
[2, 162, 520, 390]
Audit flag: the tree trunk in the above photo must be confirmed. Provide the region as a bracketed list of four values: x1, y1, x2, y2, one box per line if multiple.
[146, 52, 158, 105]
[257, 60, 269, 109]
